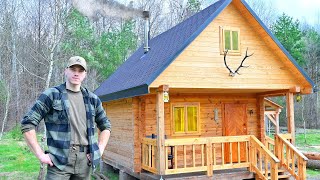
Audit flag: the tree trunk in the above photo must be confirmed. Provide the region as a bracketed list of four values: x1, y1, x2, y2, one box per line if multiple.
[0, 84, 10, 140]
[302, 97, 306, 143]
[38, 0, 62, 179]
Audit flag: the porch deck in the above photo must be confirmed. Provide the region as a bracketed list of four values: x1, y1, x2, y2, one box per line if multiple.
[140, 168, 254, 180]
[141, 134, 307, 180]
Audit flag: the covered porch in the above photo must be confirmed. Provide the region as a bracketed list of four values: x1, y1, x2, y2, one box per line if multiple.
[141, 134, 307, 179]
[141, 85, 308, 179]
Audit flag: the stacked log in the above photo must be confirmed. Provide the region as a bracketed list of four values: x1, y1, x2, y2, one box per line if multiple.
[302, 152, 320, 169]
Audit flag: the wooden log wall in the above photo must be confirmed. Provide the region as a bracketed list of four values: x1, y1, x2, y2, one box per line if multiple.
[141, 93, 259, 138]
[141, 93, 261, 168]
[102, 98, 136, 172]
[102, 93, 263, 171]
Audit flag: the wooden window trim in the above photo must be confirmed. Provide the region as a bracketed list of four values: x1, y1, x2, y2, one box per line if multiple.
[220, 26, 241, 55]
[171, 102, 200, 136]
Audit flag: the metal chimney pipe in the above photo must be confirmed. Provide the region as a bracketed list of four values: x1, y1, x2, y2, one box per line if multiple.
[143, 11, 150, 53]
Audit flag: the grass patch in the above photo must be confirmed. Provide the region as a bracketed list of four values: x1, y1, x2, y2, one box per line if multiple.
[296, 131, 320, 153]
[0, 138, 39, 179]
[307, 168, 320, 176]
[0, 132, 119, 179]
[295, 129, 320, 178]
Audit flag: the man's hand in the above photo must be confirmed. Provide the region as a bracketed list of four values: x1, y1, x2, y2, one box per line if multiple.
[23, 130, 53, 167]
[38, 153, 53, 166]
[98, 130, 111, 157]
[98, 144, 105, 157]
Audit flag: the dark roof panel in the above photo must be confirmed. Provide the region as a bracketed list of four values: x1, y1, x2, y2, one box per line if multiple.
[95, 0, 315, 101]
[94, 0, 231, 100]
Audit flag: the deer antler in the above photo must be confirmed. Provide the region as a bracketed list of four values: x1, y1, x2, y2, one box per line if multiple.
[223, 48, 253, 77]
[234, 48, 253, 75]
[223, 50, 235, 76]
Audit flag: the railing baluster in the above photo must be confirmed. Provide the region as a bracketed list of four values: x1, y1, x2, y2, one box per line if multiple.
[245, 141, 248, 163]
[213, 143, 216, 165]
[142, 144, 145, 165]
[288, 146, 295, 173]
[264, 156, 268, 179]
[237, 142, 240, 163]
[184, 145, 186, 168]
[165, 146, 168, 170]
[201, 144, 204, 166]
[149, 144, 152, 167]
[174, 145, 177, 169]
[193, 145, 195, 167]
[230, 142, 232, 164]
[221, 143, 225, 165]
[259, 150, 262, 171]
[286, 144, 290, 166]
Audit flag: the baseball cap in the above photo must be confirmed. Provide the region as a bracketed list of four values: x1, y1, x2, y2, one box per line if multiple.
[67, 56, 87, 71]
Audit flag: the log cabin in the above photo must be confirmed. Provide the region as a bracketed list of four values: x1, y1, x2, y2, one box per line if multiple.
[94, 0, 315, 179]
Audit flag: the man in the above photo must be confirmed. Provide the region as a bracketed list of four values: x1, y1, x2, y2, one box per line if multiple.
[21, 56, 111, 180]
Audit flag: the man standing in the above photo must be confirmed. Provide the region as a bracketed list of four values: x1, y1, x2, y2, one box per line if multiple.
[21, 56, 111, 179]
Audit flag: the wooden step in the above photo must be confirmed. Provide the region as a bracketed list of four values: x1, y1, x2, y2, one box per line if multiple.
[268, 174, 291, 179]
[262, 168, 286, 174]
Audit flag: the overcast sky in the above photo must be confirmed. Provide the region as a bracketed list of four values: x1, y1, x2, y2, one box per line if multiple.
[271, 0, 320, 25]
[203, 0, 320, 25]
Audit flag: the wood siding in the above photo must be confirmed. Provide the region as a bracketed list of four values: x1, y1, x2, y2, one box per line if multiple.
[141, 94, 260, 167]
[103, 98, 136, 171]
[150, 4, 309, 92]
[141, 94, 260, 138]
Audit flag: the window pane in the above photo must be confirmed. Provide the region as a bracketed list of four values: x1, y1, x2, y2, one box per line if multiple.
[232, 31, 239, 50]
[174, 107, 185, 132]
[187, 106, 198, 131]
[224, 30, 231, 50]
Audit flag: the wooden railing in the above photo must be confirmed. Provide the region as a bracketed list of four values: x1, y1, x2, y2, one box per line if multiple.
[250, 136, 280, 180]
[164, 136, 251, 176]
[142, 135, 281, 179]
[265, 136, 275, 154]
[275, 134, 308, 180]
[141, 138, 158, 174]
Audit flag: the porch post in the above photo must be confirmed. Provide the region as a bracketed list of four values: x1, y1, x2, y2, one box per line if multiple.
[286, 92, 295, 144]
[258, 97, 265, 143]
[275, 109, 280, 134]
[156, 85, 168, 175]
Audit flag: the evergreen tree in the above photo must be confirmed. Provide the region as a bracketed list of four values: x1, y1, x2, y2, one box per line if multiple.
[271, 13, 305, 66]
[94, 20, 138, 79]
[186, 0, 201, 15]
[62, 9, 138, 81]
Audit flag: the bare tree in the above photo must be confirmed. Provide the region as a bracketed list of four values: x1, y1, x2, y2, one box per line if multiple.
[245, 0, 277, 28]
[0, 82, 10, 140]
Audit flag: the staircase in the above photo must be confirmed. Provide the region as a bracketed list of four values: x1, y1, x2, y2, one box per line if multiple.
[261, 134, 308, 180]
[259, 168, 291, 180]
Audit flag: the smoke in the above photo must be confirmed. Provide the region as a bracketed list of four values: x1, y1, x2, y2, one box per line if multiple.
[71, 0, 144, 20]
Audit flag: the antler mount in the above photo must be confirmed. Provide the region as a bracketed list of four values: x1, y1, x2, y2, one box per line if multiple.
[223, 48, 253, 77]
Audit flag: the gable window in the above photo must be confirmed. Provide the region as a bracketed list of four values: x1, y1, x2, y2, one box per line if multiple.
[220, 26, 240, 55]
[172, 103, 200, 135]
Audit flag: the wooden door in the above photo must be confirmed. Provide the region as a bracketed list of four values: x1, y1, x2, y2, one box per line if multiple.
[224, 103, 247, 163]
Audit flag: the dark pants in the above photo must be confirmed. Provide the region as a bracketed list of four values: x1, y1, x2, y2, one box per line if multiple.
[46, 145, 91, 180]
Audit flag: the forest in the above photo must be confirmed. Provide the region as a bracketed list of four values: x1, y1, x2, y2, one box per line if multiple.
[0, 0, 319, 138]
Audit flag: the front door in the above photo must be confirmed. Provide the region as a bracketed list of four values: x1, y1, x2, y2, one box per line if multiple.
[224, 103, 247, 163]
